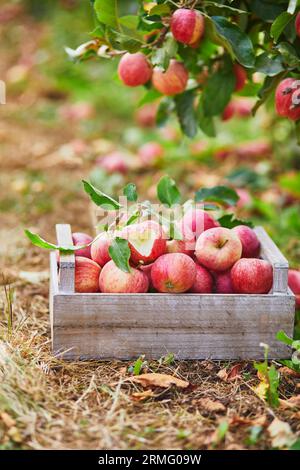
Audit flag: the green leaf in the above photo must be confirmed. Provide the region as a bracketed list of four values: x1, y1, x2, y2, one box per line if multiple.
[250, 1, 285, 22]
[123, 183, 138, 202]
[156, 97, 174, 126]
[201, 65, 235, 117]
[138, 89, 161, 107]
[82, 180, 122, 210]
[290, 439, 300, 450]
[217, 214, 254, 229]
[195, 186, 239, 206]
[271, 12, 293, 42]
[132, 355, 145, 375]
[24, 230, 82, 253]
[175, 90, 198, 138]
[108, 237, 131, 273]
[276, 42, 300, 68]
[253, 74, 283, 115]
[157, 175, 181, 207]
[198, 103, 216, 137]
[106, 28, 142, 53]
[255, 53, 284, 76]
[119, 15, 139, 30]
[210, 16, 255, 67]
[151, 34, 178, 71]
[125, 209, 140, 226]
[94, 0, 120, 29]
[149, 4, 170, 16]
[276, 330, 294, 346]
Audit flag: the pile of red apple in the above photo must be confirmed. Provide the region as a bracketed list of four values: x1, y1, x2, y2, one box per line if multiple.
[66, 208, 276, 296]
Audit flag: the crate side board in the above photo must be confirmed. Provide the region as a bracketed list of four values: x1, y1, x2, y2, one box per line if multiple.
[51, 291, 295, 360]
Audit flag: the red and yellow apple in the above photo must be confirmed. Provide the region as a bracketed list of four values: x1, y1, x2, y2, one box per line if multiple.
[190, 264, 213, 293]
[152, 60, 188, 96]
[231, 258, 273, 294]
[195, 227, 242, 272]
[181, 208, 219, 240]
[120, 220, 166, 265]
[232, 225, 260, 258]
[151, 253, 196, 293]
[170, 8, 205, 48]
[118, 52, 152, 87]
[91, 232, 111, 267]
[99, 260, 149, 293]
[72, 232, 92, 259]
[75, 256, 101, 293]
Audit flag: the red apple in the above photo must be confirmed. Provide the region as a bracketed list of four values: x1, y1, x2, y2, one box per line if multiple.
[236, 140, 272, 159]
[75, 256, 101, 293]
[96, 151, 128, 174]
[288, 88, 300, 121]
[214, 270, 234, 294]
[152, 60, 188, 96]
[91, 232, 111, 267]
[138, 262, 154, 288]
[234, 98, 253, 117]
[288, 269, 300, 307]
[72, 232, 93, 259]
[295, 12, 300, 37]
[190, 264, 213, 293]
[231, 258, 273, 294]
[195, 227, 242, 272]
[99, 260, 149, 293]
[235, 188, 252, 209]
[151, 253, 196, 293]
[138, 142, 164, 165]
[232, 225, 260, 258]
[166, 227, 195, 257]
[120, 220, 166, 265]
[181, 208, 220, 239]
[171, 8, 205, 48]
[222, 101, 235, 121]
[275, 78, 298, 117]
[118, 52, 152, 87]
[233, 64, 247, 92]
[135, 103, 158, 128]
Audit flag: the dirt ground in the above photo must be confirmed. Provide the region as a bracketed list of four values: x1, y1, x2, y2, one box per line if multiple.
[0, 6, 300, 451]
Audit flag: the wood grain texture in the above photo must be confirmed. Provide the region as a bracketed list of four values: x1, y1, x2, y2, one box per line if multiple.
[49, 224, 296, 361]
[254, 226, 288, 294]
[56, 224, 75, 293]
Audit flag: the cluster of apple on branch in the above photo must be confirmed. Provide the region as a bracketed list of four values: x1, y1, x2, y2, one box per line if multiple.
[66, 0, 300, 137]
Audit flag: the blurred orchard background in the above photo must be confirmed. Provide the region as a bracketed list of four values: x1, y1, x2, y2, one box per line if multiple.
[0, 0, 300, 451]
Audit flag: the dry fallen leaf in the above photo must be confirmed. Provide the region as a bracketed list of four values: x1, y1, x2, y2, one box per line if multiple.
[253, 380, 269, 401]
[197, 398, 226, 413]
[131, 390, 155, 402]
[278, 367, 300, 378]
[0, 412, 16, 428]
[129, 373, 190, 390]
[279, 395, 300, 410]
[230, 414, 267, 427]
[217, 363, 243, 382]
[267, 418, 296, 449]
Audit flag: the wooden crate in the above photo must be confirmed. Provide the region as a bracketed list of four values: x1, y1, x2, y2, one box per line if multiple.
[50, 224, 295, 361]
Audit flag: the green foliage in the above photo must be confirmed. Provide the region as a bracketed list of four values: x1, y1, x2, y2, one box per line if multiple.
[195, 185, 239, 206]
[66, 0, 300, 137]
[217, 214, 254, 229]
[108, 237, 131, 273]
[156, 175, 181, 207]
[276, 330, 300, 374]
[123, 183, 138, 202]
[254, 343, 280, 408]
[82, 180, 121, 210]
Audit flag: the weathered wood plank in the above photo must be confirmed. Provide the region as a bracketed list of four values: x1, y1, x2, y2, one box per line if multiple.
[254, 226, 289, 294]
[52, 329, 292, 361]
[56, 224, 75, 293]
